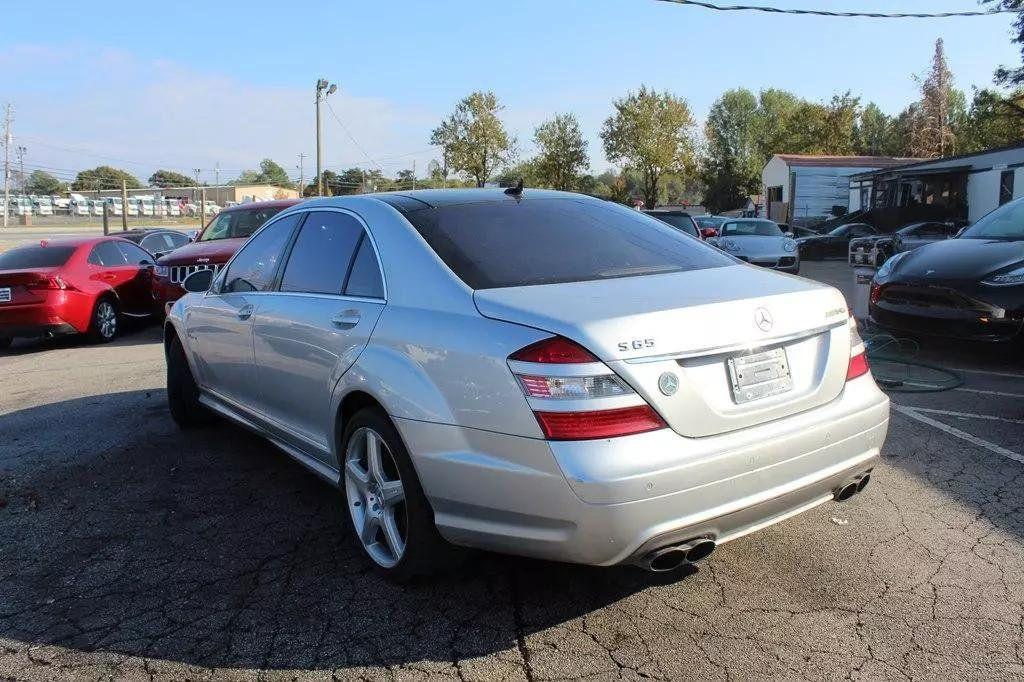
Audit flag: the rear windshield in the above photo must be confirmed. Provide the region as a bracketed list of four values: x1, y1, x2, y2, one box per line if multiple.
[200, 206, 287, 241]
[0, 245, 76, 269]
[399, 198, 733, 289]
[646, 213, 699, 238]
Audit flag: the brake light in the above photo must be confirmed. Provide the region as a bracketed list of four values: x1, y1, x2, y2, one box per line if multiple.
[510, 336, 597, 364]
[535, 406, 666, 440]
[846, 315, 869, 380]
[26, 276, 72, 291]
[869, 282, 884, 304]
[847, 352, 870, 380]
[509, 337, 666, 440]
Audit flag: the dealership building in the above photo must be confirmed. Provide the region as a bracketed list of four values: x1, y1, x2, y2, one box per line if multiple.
[88, 183, 300, 204]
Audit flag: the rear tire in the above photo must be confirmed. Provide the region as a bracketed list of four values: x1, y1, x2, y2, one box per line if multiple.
[340, 407, 459, 581]
[166, 333, 213, 428]
[87, 298, 119, 343]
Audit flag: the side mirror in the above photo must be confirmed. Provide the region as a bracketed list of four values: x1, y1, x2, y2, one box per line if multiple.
[187, 230, 199, 242]
[182, 269, 214, 293]
[139, 258, 154, 267]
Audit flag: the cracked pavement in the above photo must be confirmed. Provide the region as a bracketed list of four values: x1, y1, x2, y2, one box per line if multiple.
[2, 262, 1024, 680]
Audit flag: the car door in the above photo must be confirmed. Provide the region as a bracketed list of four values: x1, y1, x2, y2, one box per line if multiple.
[183, 213, 301, 408]
[87, 241, 143, 313]
[114, 241, 156, 315]
[252, 210, 386, 460]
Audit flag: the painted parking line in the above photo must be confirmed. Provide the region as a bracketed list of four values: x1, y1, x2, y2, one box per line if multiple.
[947, 366, 1024, 380]
[893, 405, 1024, 465]
[955, 387, 1024, 399]
[898, 406, 1024, 426]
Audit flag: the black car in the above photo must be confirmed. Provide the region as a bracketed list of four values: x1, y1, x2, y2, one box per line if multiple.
[870, 198, 1024, 342]
[118, 228, 190, 258]
[797, 222, 878, 260]
[643, 209, 701, 239]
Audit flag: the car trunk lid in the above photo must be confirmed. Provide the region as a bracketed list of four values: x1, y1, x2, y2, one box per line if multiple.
[0, 268, 63, 305]
[474, 265, 852, 438]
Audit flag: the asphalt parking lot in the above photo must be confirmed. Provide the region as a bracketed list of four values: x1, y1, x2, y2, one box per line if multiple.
[1, 262, 1023, 680]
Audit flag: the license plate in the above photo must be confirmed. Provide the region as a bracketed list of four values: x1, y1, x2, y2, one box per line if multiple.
[727, 347, 793, 404]
[0, 288, 10, 303]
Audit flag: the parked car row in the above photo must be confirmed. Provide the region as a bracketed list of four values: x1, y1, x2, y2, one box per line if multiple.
[0, 201, 297, 347]
[5, 194, 223, 218]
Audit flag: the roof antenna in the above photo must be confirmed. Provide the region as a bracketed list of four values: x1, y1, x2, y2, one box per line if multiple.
[504, 178, 524, 196]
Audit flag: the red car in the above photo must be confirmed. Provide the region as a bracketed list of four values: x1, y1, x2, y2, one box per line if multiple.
[0, 236, 159, 347]
[152, 200, 301, 305]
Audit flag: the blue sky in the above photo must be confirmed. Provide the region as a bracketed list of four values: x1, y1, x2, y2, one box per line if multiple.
[0, 0, 1017, 184]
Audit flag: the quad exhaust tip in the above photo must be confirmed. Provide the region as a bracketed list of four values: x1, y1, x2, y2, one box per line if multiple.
[641, 537, 717, 572]
[834, 471, 871, 502]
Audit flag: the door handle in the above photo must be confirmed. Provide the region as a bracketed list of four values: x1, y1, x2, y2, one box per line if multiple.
[330, 309, 361, 329]
[237, 304, 255, 321]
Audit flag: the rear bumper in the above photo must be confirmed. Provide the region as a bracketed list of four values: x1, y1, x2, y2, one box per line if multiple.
[395, 375, 889, 566]
[0, 297, 90, 338]
[870, 301, 1024, 342]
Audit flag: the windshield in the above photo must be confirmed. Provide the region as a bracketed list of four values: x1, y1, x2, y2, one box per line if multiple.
[960, 199, 1024, 240]
[0, 245, 76, 269]
[397, 198, 733, 289]
[199, 205, 287, 241]
[648, 213, 698, 237]
[720, 220, 783, 237]
[695, 216, 725, 228]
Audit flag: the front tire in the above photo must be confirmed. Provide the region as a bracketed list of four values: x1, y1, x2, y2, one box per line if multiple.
[166, 333, 213, 428]
[341, 407, 456, 581]
[87, 298, 119, 343]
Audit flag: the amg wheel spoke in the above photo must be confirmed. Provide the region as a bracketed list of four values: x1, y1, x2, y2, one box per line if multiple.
[381, 509, 405, 559]
[379, 479, 404, 507]
[345, 459, 370, 493]
[360, 512, 380, 546]
[365, 431, 385, 484]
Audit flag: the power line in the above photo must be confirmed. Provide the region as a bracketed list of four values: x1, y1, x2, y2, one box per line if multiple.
[653, 0, 1017, 19]
[324, 99, 381, 170]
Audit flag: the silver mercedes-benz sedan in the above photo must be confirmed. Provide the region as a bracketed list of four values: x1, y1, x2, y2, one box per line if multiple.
[164, 189, 889, 580]
[710, 218, 801, 274]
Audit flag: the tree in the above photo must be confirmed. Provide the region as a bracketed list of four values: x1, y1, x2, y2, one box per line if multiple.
[148, 169, 195, 188]
[234, 159, 291, 186]
[701, 88, 761, 212]
[910, 39, 958, 158]
[24, 170, 64, 195]
[855, 103, 897, 155]
[601, 86, 696, 208]
[430, 91, 513, 187]
[983, 1, 1024, 90]
[395, 169, 416, 188]
[959, 88, 1024, 152]
[71, 166, 141, 191]
[533, 113, 589, 191]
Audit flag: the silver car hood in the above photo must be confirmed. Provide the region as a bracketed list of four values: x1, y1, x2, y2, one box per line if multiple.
[473, 264, 846, 363]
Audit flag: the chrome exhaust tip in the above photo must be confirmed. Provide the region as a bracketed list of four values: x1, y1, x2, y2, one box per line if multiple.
[646, 547, 689, 572]
[856, 474, 870, 493]
[834, 482, 858, 502]
[685, 538, 716, 562]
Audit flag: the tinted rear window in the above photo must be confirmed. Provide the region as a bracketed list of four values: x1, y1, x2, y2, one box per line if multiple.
[647, 213, 698, 238]
[400, 198, 732, 289]
[0, 245, 76, 269]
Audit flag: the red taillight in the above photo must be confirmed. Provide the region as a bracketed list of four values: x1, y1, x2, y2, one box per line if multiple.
[25, 276, 71, 291]
[534, 405, 666, 441]
[510, 336, 597, 364]
[869, 282, 884, 304]
[846, 352, 869, 381]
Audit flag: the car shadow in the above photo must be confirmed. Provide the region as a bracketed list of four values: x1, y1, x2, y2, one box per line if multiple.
[0, 390, 696, 672]
[0, 319, 162, 355]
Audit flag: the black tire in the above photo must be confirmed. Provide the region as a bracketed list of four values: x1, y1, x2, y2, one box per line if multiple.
[166, 333, 213, 428]
[0, 337, 11, 350]
[340, 407, 459, 581]
[87, 297, 119, 343]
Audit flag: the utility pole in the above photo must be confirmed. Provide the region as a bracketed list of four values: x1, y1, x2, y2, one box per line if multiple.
[2, 104, 12, 229]
[193, 168, 202, 229]
[297, 153, 306, 196]
[16, 146, 25, 193]
[120, 179, 129, 231]
[214, 162, 220, 206]
[412, 160, 416, 190]
[315, 78, 337, 196]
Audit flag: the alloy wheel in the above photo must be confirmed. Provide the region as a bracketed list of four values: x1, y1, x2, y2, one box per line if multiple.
[343, 427, 407, 568]
[96, 301, 117, 339]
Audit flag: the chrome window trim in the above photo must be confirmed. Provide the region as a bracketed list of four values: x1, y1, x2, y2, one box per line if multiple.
[624, 320, 847, 364]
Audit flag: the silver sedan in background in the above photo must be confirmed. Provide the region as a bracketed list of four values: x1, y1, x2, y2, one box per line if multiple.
[165, 189, 888, 580]
[710, 218, 801, 274]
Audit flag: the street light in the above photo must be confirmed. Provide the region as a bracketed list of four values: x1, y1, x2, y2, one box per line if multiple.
[315, 78, 337, 196]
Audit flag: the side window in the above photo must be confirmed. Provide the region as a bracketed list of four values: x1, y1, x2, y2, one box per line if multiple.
[140, 234, 166, 252]
[90, 241, 129, 266]
[222, 214, 301, 293]
[345, 235, 385, 299]
[117, 241, 153, 264]
[167, 232, 189, 248]
[851, 225, 873, 237]
[280, 211, 363, 295]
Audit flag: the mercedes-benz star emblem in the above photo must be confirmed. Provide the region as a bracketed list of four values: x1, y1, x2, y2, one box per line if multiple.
[754, 308, 773, 332]
[658, 372, 679, 396]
